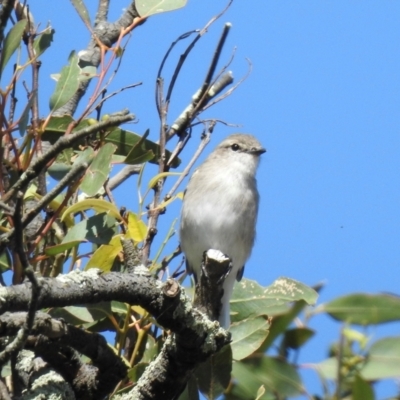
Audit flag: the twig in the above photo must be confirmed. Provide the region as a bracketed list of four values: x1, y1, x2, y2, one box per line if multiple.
[92, 82, 142, 113]
[200, 23, 231, 99]
[0, 194, 41, 367]
[2, 110, 134, 203]
[165, 122, 214, 199]
[8, 64, 18, 125]
[22, 162, 87, 229]
[108, 164, 141, 191]
[202, 59, 252, 112]
[167, 23, 232, 140]
[54, 2, 140, 117]
[156, 29, 198, 110]
[0, 201, 14, 215]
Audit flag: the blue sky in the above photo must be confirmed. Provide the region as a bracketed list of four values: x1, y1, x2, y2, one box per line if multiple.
[21, 1, 400, 398]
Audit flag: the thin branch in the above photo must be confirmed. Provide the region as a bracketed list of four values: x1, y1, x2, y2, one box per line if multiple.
[92, 81, 142, 113]
[165, 123, 213, 199]
[0, 201, 14, 215]
[202, 58, 252, 112]
[0, 193, 41, 367]
[167, 23, 233, 140]
[199, 23, 231, 100]
[54, 2, 141, 117]
[3, 161, 88, 245]
[108, 164, 141, 191]
[157, 29, 198, 108]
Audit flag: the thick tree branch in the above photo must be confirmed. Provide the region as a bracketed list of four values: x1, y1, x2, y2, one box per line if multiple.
[0, 267, 230, 398]
[55, 1, 141, 116]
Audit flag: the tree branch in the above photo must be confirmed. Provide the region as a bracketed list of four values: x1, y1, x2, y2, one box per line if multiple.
[1, 110, 133, 204]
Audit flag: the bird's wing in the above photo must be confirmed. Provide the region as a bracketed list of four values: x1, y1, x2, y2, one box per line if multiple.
[185, 259, 198, 283]
[236, 265, 245, 281]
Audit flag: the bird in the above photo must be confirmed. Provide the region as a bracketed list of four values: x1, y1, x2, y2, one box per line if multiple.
[179, 133, 265, 329]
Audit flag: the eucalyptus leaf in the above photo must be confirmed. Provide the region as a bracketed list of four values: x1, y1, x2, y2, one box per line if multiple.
[33, 26, 54, 58]
[85, 235, 123, 271]
[62, 212, 116, 245]
[80, 143, 116, 196]
[0, 20, 27, 78]
[70, 0, 91, 27]
[361, 337, 400, 380]
[41, 116, 181, 168]
[45, 240, 81, 256]
[47, 163, 73, 181]
[18, 90, 36, 137]
[322, 293, 400, 325]
[124, 129, 154, 165]
[195, 345, 232, 398]
[61, 198, 121, 221]
[352, 374, 375, 400]
[231, 277, 318, 324]
[230, 316, 270, 360]
[126, 211, 147, 243]
[49, 51, 81, 111]
[136, 0, 187, 17]
[232, 357, 303, 398]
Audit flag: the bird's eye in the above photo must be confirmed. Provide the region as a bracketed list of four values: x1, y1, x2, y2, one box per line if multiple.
[231, 143, 240, 151]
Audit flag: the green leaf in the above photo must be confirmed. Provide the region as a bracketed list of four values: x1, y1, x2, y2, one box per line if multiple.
[231, 356, 303, 398]
[41, 115, 86, 140]
[45, 240, 81, 256]
[85, 235, 122, 271]
[49, 305, 95, 324]
[139, 335, 159, 363]
[127, 363, 149, 384]
[18, 90, 36, 137]
[62, 212, 116, 245]
[105, 127, 181, 168]
[0, 250, 12, 272]
[231, 277, 318, 324]
[282, 327, 315, 350]
[230, 317, 270, 360]
[126, 211, 147, 243]
[312, 357, 338, 380]
[111, 301, 128, 314]
[124, 129, 155, 165]
[148, 172, 181, 190]
[47, 163, 73, 181]
[154, 191, 184, 211]
[80, 143, 116, 196]
[78, 65, 97, 80]
[41, 117, 181, 168]
[50, 303, 111, 325]
[61, 198, 121, 221]
[255, 385, 266, 400]
[361, 336, 400, 380]
[136, 0, 187, 17]
[49, 51, 81, 111]
[33, 26, 54, 58]
[195, 345, 232, 398]
[321, 293, 400, 325]
[259, 300, 309, 352]
[0, 20, 27, 78]
[70, 0, 91, 27]
[352, 374, 375, 400]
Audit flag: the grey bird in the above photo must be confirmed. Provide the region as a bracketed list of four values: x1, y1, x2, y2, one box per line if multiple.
[179, 133, 265, 328]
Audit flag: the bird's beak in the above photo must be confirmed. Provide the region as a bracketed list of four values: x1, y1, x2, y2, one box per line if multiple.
[249, 147, 267, 156]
